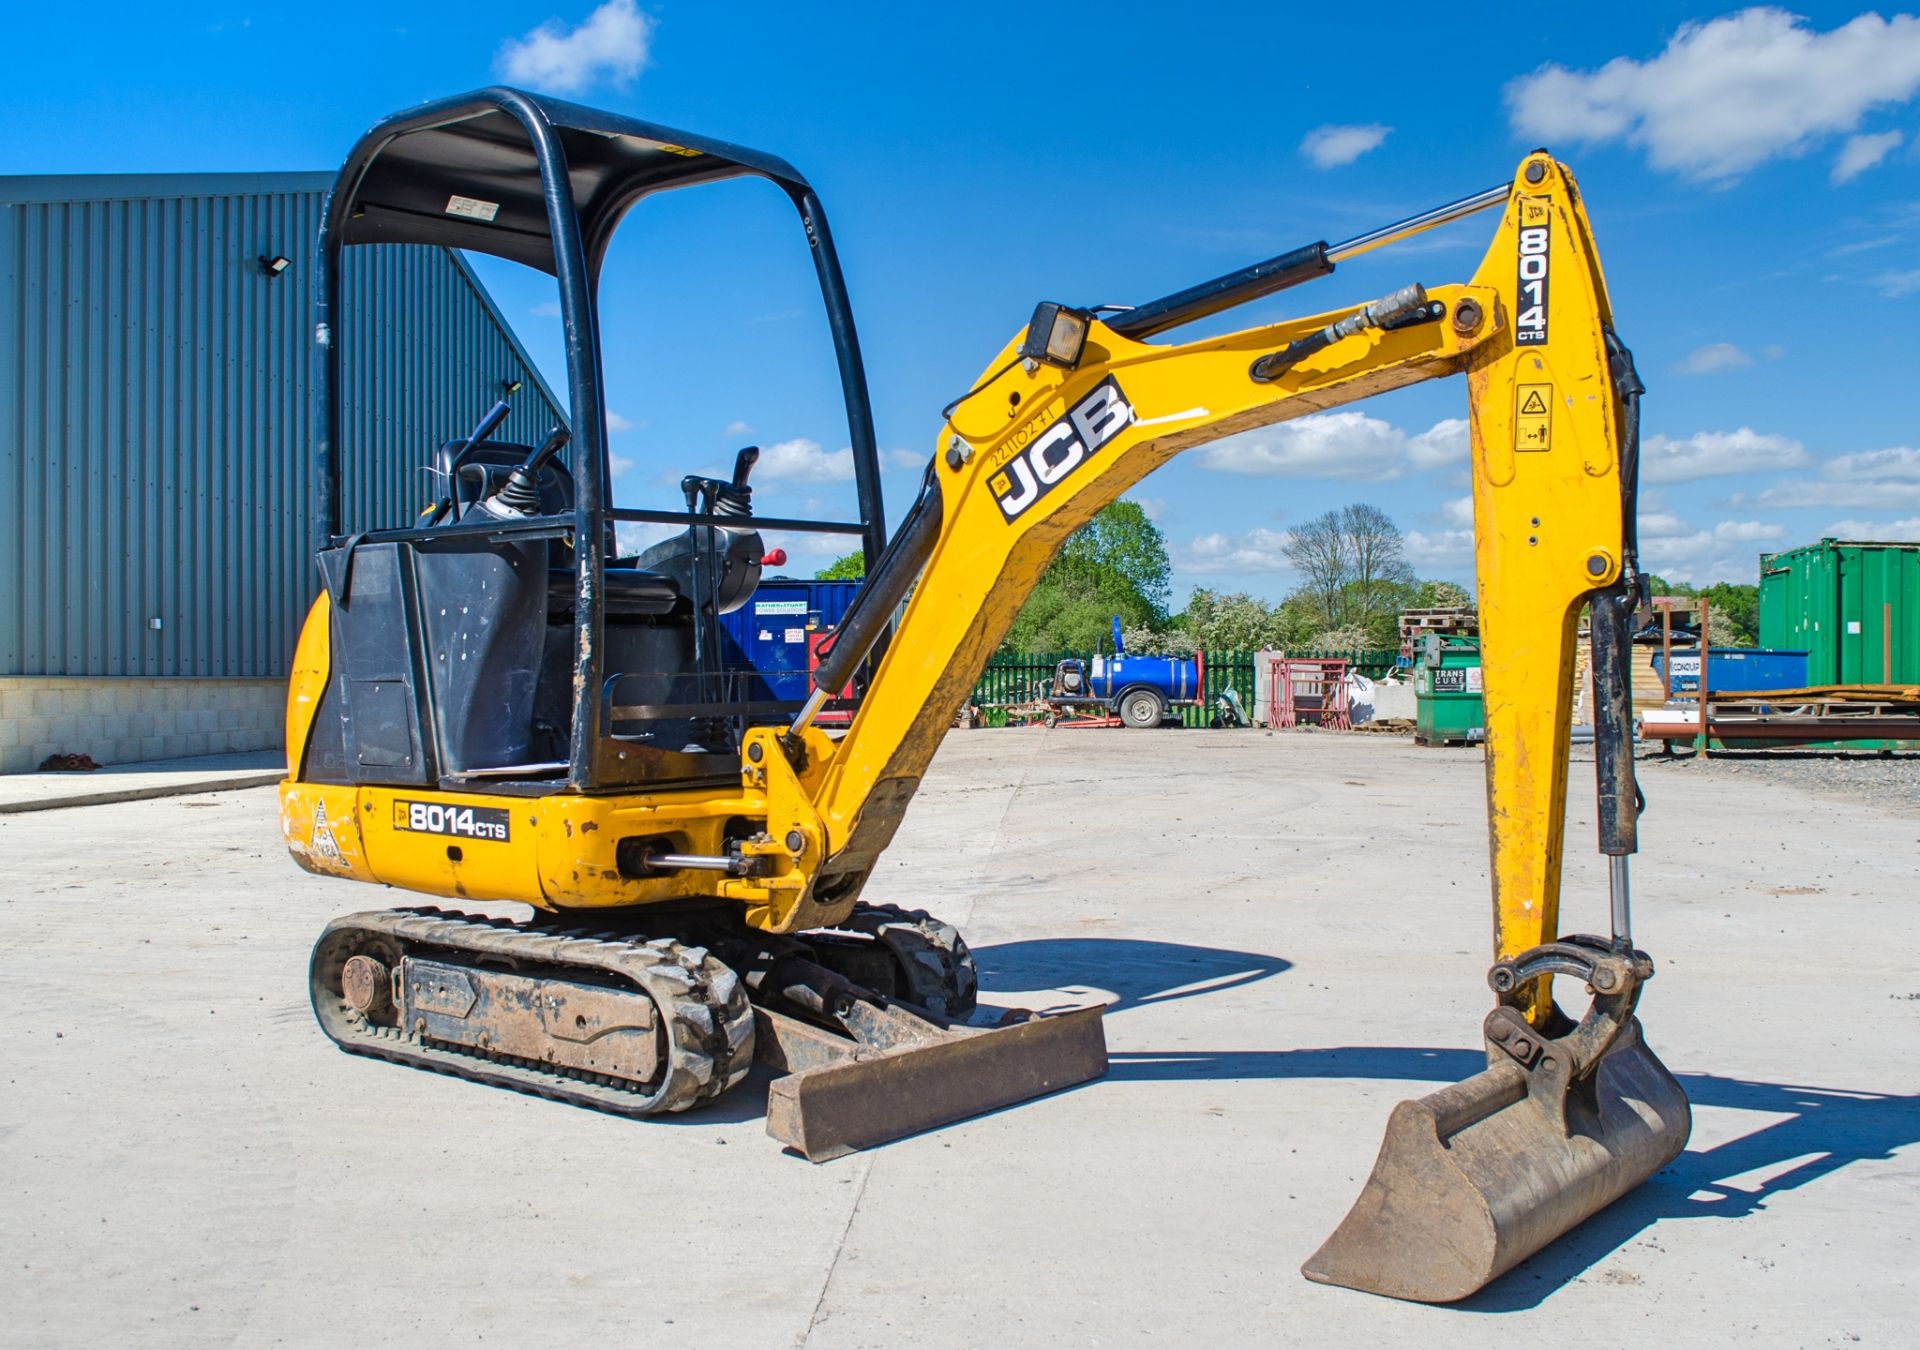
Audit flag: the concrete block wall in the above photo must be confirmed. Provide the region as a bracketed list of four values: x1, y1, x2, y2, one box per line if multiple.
[0, 678, 285, 773]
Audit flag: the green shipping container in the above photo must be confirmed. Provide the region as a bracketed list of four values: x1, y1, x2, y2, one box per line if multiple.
[1758, 540, 1920, 686]
[1413, 636, 1484, 747]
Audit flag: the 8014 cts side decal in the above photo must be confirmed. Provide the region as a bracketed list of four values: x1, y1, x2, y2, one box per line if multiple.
[988, 377, 1135, 522]
[392, 800, 510, 842]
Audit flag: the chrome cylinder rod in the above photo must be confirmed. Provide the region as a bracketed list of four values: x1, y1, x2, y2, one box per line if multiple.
[790, 686, 832, 736]
[644, 851, 744, 874]
[1609, 856, 1633, 948]
[1327, 183, 1510, 264]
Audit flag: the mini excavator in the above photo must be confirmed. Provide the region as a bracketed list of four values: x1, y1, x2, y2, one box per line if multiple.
[282, 88, 1690, 1303]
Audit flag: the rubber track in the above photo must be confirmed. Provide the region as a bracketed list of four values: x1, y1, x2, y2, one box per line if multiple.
[311, 907, 754, 1116]
[834, 903, 979, 1018]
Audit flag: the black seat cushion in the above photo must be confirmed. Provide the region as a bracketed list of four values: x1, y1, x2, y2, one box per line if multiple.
[548, 565, 680, 617]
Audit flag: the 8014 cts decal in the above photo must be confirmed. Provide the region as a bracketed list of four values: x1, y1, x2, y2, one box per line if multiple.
[392, 800, 511, 842]
[988, 377, 1134, 522]
[1514, 199, 1550, 346]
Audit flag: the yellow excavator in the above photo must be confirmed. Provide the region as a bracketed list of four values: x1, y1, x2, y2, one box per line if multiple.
[282, 88, 1689, 1303]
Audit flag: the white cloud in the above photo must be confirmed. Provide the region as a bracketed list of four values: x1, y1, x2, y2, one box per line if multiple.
[1820, 445, 1920, 481]
[1300, 123, 1391, 168]
[1750, 480, 1920, 510]
[530, 300, 562, 319]
[1822, 516, 1920, 538]
[761, 528, 846, 562]
[1638, 510, 1694, 539]
[1639, 516, 1787, 584]
[1675, 342, 1754, 374]
[754, 437, 855, 483]
[497, 0, 653, 94]
[1833, 129, 1905, 182]
[1177, 527, 1294, 574]
[1641, 427, 1806, 482]
[605, 410, 635, 433]
[883, 448, 928, 471]
[1199, 412, 1466, 480]
[613, 520, 676, 555]
[1746, 447, 1920, 509]
[1876, 268, 1920, 297]
[1133, 496, 1170, 524]
[1441, 495, 1475, 528]
[724, 420, 751, 437]
[608, 453, 634, 477]
[1505, 8, 1920, 182]
[1404, 529, 1474, 570]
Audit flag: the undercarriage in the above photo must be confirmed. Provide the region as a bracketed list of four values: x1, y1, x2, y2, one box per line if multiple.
[310, 902, 1103, 1160]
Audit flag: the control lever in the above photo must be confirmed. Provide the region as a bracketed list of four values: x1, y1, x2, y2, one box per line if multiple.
[679, 446, 760, 520]
[425, 396, 515, 524]
[480, 425, 570, 519]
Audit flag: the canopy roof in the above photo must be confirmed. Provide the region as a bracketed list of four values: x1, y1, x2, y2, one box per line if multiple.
[332, 87, 811, 276]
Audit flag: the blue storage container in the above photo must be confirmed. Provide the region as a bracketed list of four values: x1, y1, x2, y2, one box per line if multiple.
[1650, 647, 1809, 695]
[719, 578, 860, 706]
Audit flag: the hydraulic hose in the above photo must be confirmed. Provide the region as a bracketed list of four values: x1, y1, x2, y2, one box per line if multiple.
[794, 469, 944, 732]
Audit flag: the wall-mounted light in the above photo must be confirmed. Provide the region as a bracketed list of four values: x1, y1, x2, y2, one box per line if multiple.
[258, 254, 292, 278]
[500, 378, 524, 397]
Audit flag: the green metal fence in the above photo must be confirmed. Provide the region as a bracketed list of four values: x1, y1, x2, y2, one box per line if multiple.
[969, 648, 1399, 727]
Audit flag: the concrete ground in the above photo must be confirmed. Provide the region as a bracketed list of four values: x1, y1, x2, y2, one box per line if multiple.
[0, 751, 281, 814]
[2, 729, 1915, 1348]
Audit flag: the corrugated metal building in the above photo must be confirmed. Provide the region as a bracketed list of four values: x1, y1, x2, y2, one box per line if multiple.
[0, 172, 564, 772]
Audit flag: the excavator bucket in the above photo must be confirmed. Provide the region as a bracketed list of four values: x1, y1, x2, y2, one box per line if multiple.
[1304, 946, 1691, 1302]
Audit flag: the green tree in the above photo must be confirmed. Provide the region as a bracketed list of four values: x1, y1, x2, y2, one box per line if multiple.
[816, 549, 865, 580]
[1413, 578, 1473, 610]
[1170, 589, 1318, 650]
[1048, 500, 1172, 615]
[1282, 503, 1414, 631]
[1699, 582, 1759, 645]
[1002, 500, 1172, 651]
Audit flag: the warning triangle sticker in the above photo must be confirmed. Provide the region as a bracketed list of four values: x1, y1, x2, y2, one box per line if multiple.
[1519, 389, 1548, 415]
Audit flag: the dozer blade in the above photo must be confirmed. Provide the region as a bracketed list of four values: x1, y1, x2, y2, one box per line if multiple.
[1304, 997, 1690, 1303]
[758, 1003, 1108, 1162]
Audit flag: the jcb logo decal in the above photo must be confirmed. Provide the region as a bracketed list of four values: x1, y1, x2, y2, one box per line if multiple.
[988, 378, 1134, 522]
[1514, 199, 1550, 346]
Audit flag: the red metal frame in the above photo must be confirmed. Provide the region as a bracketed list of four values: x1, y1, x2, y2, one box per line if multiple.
[1267, 656, 1352, 730]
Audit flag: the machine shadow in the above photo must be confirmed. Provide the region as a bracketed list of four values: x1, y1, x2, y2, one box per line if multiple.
[656, 937, 1293, 1132]
[1107, 1045, 1920, 1311]
[970, 936, 1292, 1012]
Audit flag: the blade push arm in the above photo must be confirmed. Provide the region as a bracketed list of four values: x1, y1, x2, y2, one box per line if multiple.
[744, 157, 1632, 1005]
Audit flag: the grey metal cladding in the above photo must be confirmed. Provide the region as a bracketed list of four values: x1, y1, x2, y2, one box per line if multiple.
[0, 173, 565, 679]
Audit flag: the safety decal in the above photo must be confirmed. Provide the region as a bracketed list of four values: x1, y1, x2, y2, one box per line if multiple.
[309, 799, 344, 864]
[1515, 382, 1552, 452]
[445, 195, 501, 222]
[393, 800, 511, 842]
[988, 377, 1135, 523]
[1514, 199, 1549, 346]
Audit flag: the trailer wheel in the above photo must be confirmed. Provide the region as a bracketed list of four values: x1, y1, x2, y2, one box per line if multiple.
[1118, 688, 1165, 729]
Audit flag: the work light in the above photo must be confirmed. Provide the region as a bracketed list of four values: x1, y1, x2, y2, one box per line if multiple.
[1020, 302, 1092, 370]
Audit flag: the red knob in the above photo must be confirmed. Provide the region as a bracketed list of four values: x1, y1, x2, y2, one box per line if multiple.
[762, 548, 788, 567]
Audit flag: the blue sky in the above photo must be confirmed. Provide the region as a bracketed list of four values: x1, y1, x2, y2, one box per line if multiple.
[6, 2, 1919, 601]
